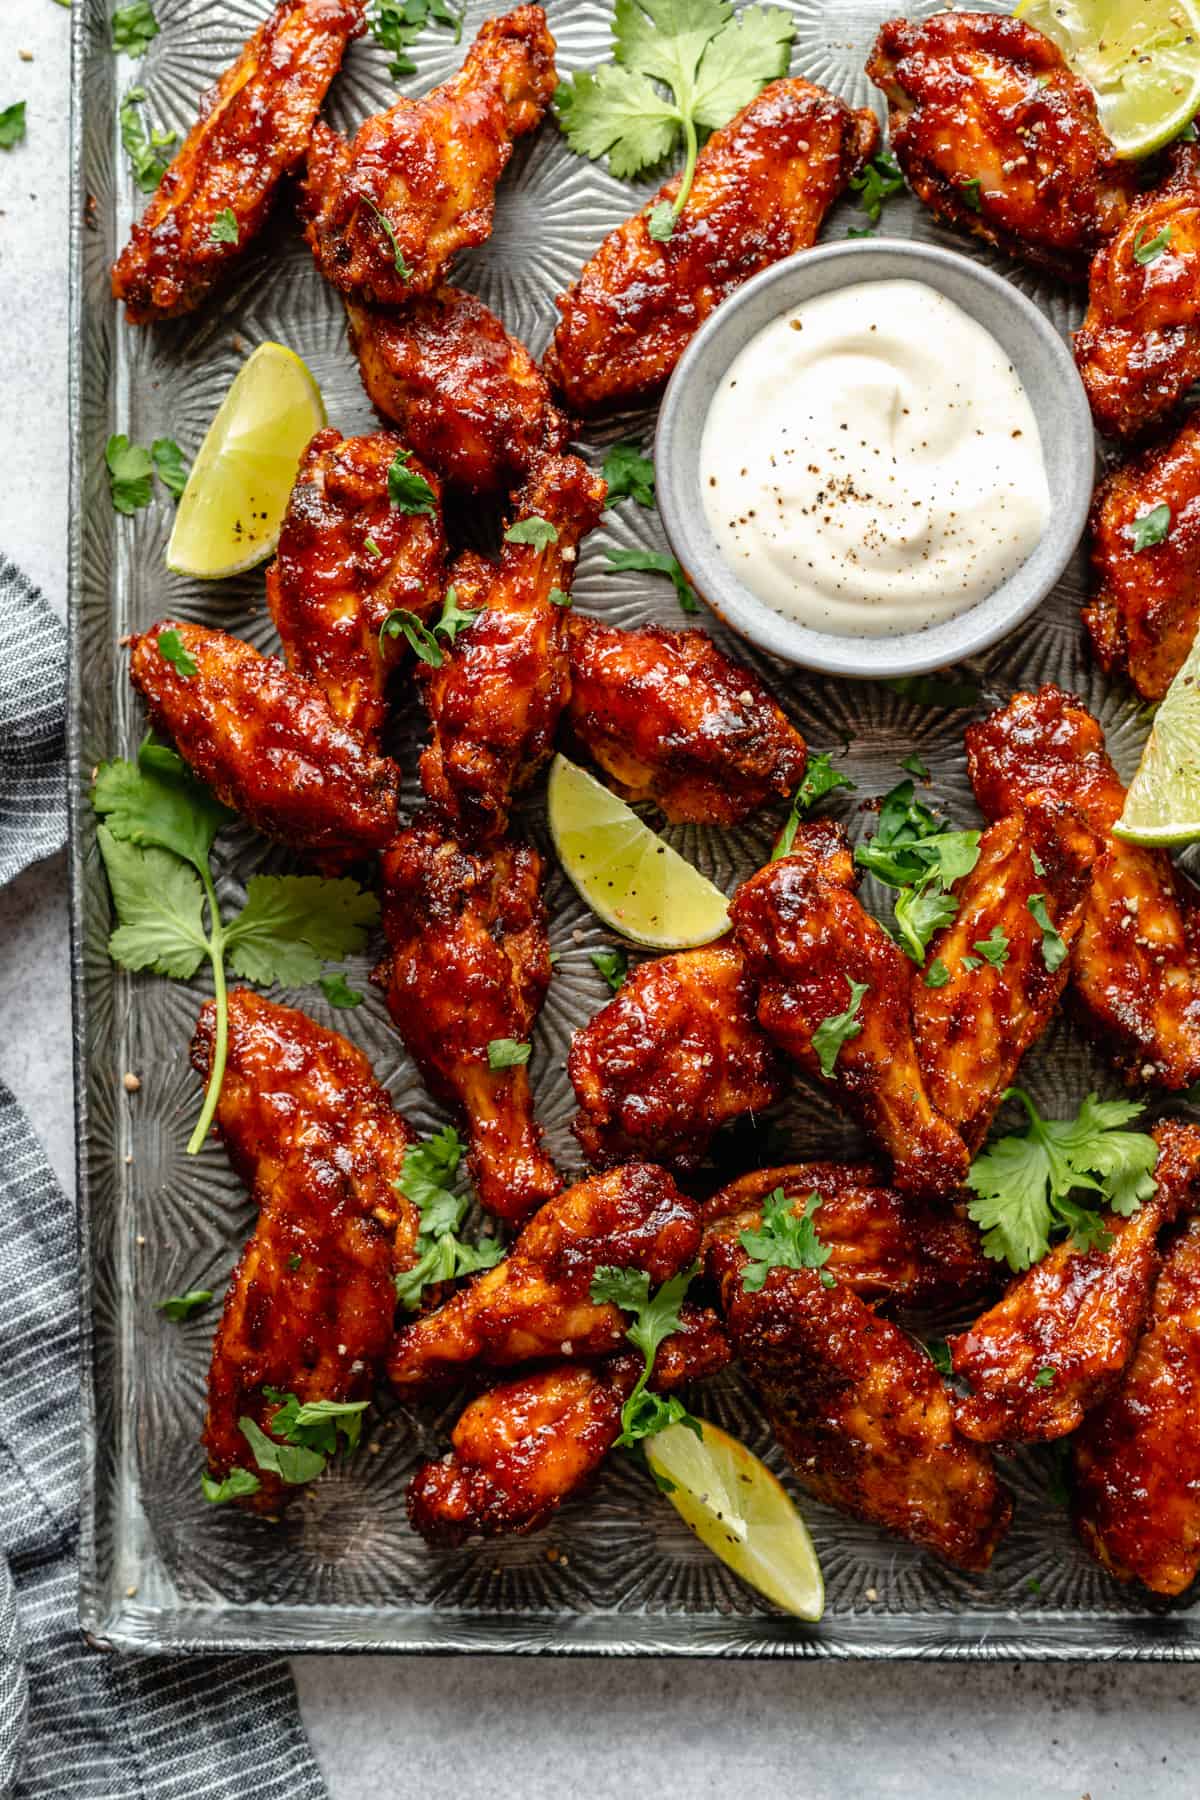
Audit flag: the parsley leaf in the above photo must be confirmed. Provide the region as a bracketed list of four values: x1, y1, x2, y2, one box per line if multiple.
[849, 150, 903, 225]
[965, 1087, 1159, 1272]
[604, 545, 698, 613]
[387, 448, 436, 516]
[0, 102, 28, 151]
[368, 0, 462, 80]
[811, 976, 869, 1079]
[435, 584, 479, 644]
[318, 971, 364, 1008]
[201, 1467, 261, 1505]
[1129, 503, 1171, 551]
[603, 442, 656, 508]
[591, 947, 628, 992]
[111, 0, 158, 55]
[151, 437, 188, 499]
[1134, 223, 1172, 265]
[156, 1288, 213, 1322]
[974, 926, 1009, 968]
[487, 1037, 531, 1069]
[504, 515, 558, 550]
[156, 628, 196, 678]
[738, 1188, 835, 1292]
[119, 85, 175, 190]
[589, 1261, 701, 1447]
[1027, 893, 1067, 972]
[105, 434, 154, 515]
[380, 606, 442, 666]
[210, 208, 238, 245]
[223, 874, 379, 987]
[773, 753, 855, 857]
[393, 1126, 504, 1311]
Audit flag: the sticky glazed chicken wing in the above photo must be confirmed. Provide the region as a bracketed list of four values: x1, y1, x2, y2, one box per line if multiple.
[912, 798, 1098, 1151]
[730, 823, 971, 1197]
[966, 685, 1200, 1088]
[406, 1307, 729, 1545]
[265, 428, 447, 748]
[375, 819, 558, 1224]
[568, 945, 783, 1171]
[951, 1121, 1200, 1445]
[346, 288, 568, 493]
[544, 78, 878, 415]
[301, 6, 556, 305]
[1085, 412, 1200, 701]
[1074, 144, 1200, 439]
[112, 0, 364, 323]
[193, 990, 417, 1513]
[418, 452, 606, 843]
[128, 618, 399, 858]
[563, 615, 808, 825]
[387, 1163, 701, 1394]
[702, 1163, 993, 1310]
[867, 13, 1133, 284]
[708, 1232, 1012, 1571]
[1074, 1213, 1200, 1595]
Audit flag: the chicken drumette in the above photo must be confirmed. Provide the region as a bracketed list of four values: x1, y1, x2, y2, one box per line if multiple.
[265, 428, 447, 748]
[193, 990, 417, 1513]
[112, 0, 364, 322]
[302, 6, 556, 305]
[867, 12, 1133, 283]
[544, 78, 878, 415]
[375, 819, 558, 1225]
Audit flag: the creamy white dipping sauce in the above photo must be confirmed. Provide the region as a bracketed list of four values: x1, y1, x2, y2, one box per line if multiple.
[699, 279, 1051, 638]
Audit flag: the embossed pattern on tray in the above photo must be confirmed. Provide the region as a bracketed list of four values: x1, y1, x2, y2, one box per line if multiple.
[68, 0, 1200, 1655]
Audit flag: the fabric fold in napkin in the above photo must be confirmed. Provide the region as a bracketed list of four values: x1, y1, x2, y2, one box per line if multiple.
[0, 559, 327, 1800]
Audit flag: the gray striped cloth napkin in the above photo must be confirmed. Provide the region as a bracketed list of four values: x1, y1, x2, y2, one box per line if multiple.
[0, 557, 327, 1799]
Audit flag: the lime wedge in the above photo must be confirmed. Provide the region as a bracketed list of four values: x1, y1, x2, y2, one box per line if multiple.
[546, 754, 730, 949]
[166, 342, 326, 579]
[645, 1419, 824, 1620]
[1017, 0, 1200, 158]
[1115, 635, 1200, 844]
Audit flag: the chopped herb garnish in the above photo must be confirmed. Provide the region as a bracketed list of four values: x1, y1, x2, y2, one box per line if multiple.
[974, 926, 1009, 968]
[105, 434, 154, 515]
[901, 752, 930, 780]
[210, 208, 239, 245]
[548, 586, 572, 607]
[850, 150, 904, 225]
[925, 1338, 953, 1375]
[387, 447, 437, 516]
[379, 607, 442, 666]
[119, 85, 175, 190]
[504, 515, 558, 550]
[1027, 893, 1067, 972]
[589, 1262, 701, 1445]
[602, 442, 656, 508]
[363, 196, 413, 280]
[1129, 503, 1171, 551]
[738, 1188, 835, 1292]
[318, 971, 364, 1008]
[364, 536, 382, 558]
[156, 1288, 213, 1322]
[151, 437, 188, 499]
[961, 177, 982, 211]
[604, 545, 698, 613]
[1033, 1365, 1057, 1388]
[591, 947, 628, 992]
[855, 777, 980, 963]
[434, 584, 479, 644]
[393, 1125, 505, 1311]
[811, 977, 868, 1079]
[773, 752, 855, 858]
[368, 0, 462, 80]
[924, 957, 951, 989]
[156, 629, 197, 679]
[201, 1467, 261, 1505]
[1133, 223, 1172, 266]
[111, 0, 159, 55]
[487, 1037, 531, 1069]
[0, 102, 28, 151]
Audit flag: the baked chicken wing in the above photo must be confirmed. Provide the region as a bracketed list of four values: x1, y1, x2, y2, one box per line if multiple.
[265, 427, 447, 748]
[702, 1163, 993, 1310]
[568, 945, 783, 1171]
[128, 618, 399, 858]
[346, 287, 568, 493]
[418, 452, 606, 842]
[375, 819, 558, 1224]
[112, 0, 364, 323]
[1074, 144, 1200, 439]
[966, 684, 1200, 1088]
[951, 1120, 1200, 1445]
[563, 614, 808, 825]
[193, 990, 417, 1513]
[406, 1307, 729, 1545]
[708, 1231, 1012, 1571]
[730, 823, 970, 1197]
[544, 78, 878, 415]
[1074, 1212, 1200, 1595]
[301, 6, 556, 305]
[912, 798, 1098, 1151]
[867, 12, 1133, 283]
[1085, 411, 1200, 701]
[387, 1162, 701, 1394]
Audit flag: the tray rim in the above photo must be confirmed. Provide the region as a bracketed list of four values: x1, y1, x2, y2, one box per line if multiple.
[65, 0, 1200, 1660]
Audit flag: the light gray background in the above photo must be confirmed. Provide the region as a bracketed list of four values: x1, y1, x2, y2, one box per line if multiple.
[2, 1, 1195, 1793]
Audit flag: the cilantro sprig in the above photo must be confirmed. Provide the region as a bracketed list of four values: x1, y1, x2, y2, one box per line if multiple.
[589, 1262, 700, 1446]
[393, 1126, 505, 1311]
[556, 0, 794, 242]
[368, 0, 462, 79]
[91, 737, 379, 1154]
[965, 1088, 1159, 1273]
[773, 752, 856, 859]
[238, 1389, 368, 1488]
[855, 776, 980, 964]
[739, 1188, 835, 1291]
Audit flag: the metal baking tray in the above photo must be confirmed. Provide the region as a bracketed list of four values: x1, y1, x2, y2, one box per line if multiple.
[68, 0, 1200, 1655]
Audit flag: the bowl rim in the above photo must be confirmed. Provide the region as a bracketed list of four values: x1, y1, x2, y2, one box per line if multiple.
[653, 236, 1095, 679]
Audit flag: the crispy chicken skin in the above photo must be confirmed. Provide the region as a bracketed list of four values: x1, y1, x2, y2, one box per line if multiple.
[867, 13, 1133, 284]
[418, 452, 606, 842]
[346, 288, 568, 493]
[544, 79, 878, 415]
[563, 614, 808, 825]
[1084, 412, 1200, 701]
[301, 7, 556, 305]
[406, 1307, 729, 1544]
[912, 799, 1098, 1150]
[264, 428, 447, 748]
[702, 1164, 993, 1309]
[709, 1232, 1012, 1571]
[730, 823, 971, 1197]
[128, 618, 399, 857]
[568, 945, 783, 1172]
[112, 0, 364, 323]
[193, 991, 417, 1513]
[1074, 1213, 1200, 1595]
[376, 819, 558, 1225]
[966, 685, 1200, 1088]
[950, 1121, 1200, 1446]
[386, 1163, 701, 1394]
[1074, 144, 1200, 439]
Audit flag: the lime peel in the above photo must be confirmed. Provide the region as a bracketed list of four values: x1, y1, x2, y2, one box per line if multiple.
[1017, 0, 1200, 159]
[1115, 635, 1200, 845]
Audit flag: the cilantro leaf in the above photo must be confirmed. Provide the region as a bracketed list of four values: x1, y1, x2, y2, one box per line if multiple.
[0, 102, 27, 151]
[151, 437, 188, 499]
[435, 585, 479, 644]
[901, 752, 929, 780]
[974, 926, 1009, 968]
[602, 442, 656, 508]
[504, 515, 558, 550]
[487, 1037, 531, 1069]
[1027, 893, 1067, 972]
[393, 1126, 504, 1311]
[223, 874, 379, 988]
[1129, 503, 1171, 551]
[591, 947, 628, 992]
[93, 736, 232, 873]
[555, 64, 682, 179]
[894, 881, 958, 965]
[925, 957, 950, 989]
[690, 4, 794, 128]
[210, 208, 238, 245]
[111, 0, 158, 55]
[604, 545, 698, 613]
[855, 777, 980, 962]
[318, 971, 365, 1008]
[773, 753, 855, 858]
[1033, 1366, 1056, 1388]
[119, 85, 175, 191]
[105, 434, 154, 514]
[239, 1415, 327, 1486]
[201, 1467, 261, 1505]
[380, 607, 442, 666]
[589, 1260, 700, 1447]
[738, 1188, 834, 1292]
[811, 977, 868, 1079]
[156, 628, 196, 678]
[387, 448, 436, 516]
[156, 1289, 213, 1322]
[549, 587, 572, 608]
[97, 828, 209, 979]
[849, 150, 903, 225]
[368, 0, 462, 80]
[925, 1338, 952, 1375]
